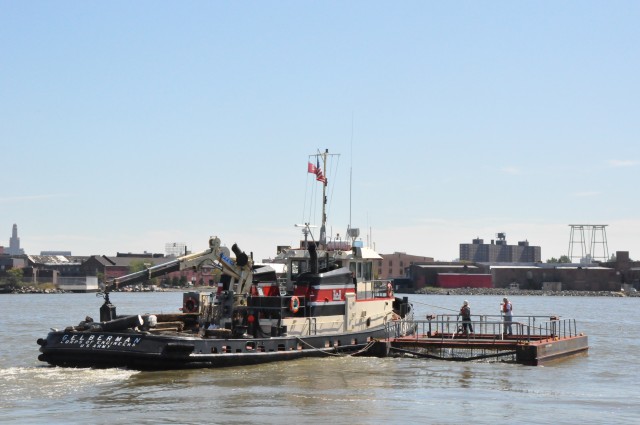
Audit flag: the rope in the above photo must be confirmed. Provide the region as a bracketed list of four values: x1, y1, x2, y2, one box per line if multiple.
[295, 336, 342, 356]
[411, 299, 459, 313]
[347, 340, 377, 357]
[294, 336, 377, 357]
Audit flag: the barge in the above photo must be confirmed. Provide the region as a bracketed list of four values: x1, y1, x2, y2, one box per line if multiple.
[373, 314, 588, 365]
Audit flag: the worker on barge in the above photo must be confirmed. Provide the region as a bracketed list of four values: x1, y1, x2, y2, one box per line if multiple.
[502, 297, 513, 335]
[459, 300, 473, 335]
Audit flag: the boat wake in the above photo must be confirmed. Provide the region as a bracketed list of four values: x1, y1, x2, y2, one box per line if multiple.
[0, 366, 138, 404]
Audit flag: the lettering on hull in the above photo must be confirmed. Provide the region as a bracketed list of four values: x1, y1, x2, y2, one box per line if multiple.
[59, 333, 142, 349]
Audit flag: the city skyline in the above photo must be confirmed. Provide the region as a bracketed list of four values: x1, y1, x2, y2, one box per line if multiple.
[1, 222, 622, 264]
[2, 2, 639, 261]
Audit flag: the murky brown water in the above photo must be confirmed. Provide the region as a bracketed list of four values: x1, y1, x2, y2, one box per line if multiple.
[1, 292, 638, 424]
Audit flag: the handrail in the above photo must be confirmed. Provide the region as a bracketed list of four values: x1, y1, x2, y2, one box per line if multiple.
[385, 312, 416, 339]
[359, 279, 393, 300]
[387, 314, 579, 343]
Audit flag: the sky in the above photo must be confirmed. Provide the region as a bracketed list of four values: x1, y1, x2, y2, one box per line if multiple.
[2, 1, 639, 262]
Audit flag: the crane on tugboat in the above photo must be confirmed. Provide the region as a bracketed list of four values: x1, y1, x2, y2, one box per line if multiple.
[36, 149, 414, 370]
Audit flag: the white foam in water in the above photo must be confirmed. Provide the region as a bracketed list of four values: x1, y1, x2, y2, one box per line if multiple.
[0, 366, 139, 403]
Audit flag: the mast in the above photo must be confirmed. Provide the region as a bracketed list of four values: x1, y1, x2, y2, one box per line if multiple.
[306, 148, 336, 249]
[320, 148, 328, 247]
[349, 114, 354, 237]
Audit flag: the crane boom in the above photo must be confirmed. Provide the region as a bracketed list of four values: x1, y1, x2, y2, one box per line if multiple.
[106, 236, 252, 292]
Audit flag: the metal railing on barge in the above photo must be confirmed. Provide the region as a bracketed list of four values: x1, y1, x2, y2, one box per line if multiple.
[383, 314, 582, 362]
[414, 314, 578, 341]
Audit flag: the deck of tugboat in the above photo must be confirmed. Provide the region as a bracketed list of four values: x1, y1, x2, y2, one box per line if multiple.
[379, 314, 589, 365]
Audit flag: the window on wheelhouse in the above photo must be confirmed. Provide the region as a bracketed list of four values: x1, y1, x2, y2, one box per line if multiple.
[349, 260, 373, 281]
[289, 259, 309, 280]
[363, 262, 372, 281]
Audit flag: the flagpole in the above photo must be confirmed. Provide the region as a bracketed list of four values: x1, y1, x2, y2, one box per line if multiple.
[320, 148, 328, 247]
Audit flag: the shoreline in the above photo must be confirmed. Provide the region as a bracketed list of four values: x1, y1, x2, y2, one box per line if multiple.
[1, 285, 214, 295]
[4, 285, 639, 297]
[412, 287, 639, 297]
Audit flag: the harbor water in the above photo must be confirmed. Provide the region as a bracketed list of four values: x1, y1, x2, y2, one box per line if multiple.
[1, 292, 638, 424]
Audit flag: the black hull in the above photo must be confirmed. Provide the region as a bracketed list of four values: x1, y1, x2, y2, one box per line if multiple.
[38, 326, 394, 370]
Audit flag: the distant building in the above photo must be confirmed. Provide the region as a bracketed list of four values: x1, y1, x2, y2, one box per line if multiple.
[116, 252, 165, 258]
[602, 251, 640, 289]
[21, 254, 99, 292]
[408, 259, 622, 292]
[459, 233, 541, 263]
[0, 253, 13, 272]
[377, 252, 434, 280]
[166, 242, 188, 257]
[6, 224, 25, 256]
[25, 254, 86, 279]
[409, 262, 491, 290]
[490, 263, 618, 291]
[83, 253, 218, 287]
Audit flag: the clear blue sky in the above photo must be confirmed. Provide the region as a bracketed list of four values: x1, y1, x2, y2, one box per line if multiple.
[2, 1, 639, 262]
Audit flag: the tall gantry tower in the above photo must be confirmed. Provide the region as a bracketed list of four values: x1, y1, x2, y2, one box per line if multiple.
[568, 224, 609, 263]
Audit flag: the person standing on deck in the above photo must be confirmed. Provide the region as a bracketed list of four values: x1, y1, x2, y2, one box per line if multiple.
[459, 300, 473, 335]
[502, 297, 513, 335]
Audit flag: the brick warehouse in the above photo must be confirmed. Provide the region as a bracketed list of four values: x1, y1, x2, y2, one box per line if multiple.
[407, 251, 638, 292]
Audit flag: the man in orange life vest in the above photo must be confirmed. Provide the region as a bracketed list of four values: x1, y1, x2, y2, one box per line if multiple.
[502, 297, 513, 335]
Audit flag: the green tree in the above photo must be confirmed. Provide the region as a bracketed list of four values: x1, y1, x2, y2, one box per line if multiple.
[129, 260, 150, 274]
[546, 256, 571, 263]
[0, 268, 24, 288]
[127, 260, 158, 286]
[8, 268, 23, 286]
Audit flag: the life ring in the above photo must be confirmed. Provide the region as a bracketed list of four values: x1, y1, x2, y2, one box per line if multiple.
[184, 297, 198, 313]
[386, 282, 393, 298]
[289, 296, 300, 313]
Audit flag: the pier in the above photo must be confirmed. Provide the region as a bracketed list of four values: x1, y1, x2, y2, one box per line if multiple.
[375, 314, 588, 366]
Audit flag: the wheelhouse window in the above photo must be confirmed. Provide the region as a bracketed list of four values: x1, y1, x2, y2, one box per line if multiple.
[350, 260, 373, 280]
[289, 259, 310, 279]
[363, 262, 372, 281]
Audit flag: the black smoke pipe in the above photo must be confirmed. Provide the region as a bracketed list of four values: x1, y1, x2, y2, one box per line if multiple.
[308, 243, 318, 274]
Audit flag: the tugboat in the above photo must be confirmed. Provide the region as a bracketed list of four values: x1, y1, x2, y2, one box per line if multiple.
[37, 151, 414, 370]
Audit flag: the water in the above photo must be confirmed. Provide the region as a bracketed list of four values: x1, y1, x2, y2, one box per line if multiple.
[1, 292, 638, 424]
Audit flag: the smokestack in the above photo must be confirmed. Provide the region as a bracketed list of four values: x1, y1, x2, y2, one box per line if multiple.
[308, 243, 318, 274]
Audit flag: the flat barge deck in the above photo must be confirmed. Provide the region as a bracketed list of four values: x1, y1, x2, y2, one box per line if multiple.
[375, 314, 588, 366]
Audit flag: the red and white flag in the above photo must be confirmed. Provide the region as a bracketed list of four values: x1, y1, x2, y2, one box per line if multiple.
[307, 162, 317, 174]
[314, 159, 327, 185]
[307, 159, 327, 185]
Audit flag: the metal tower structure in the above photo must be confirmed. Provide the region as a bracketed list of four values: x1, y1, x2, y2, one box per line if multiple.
[568, 224, 609, 263]
[165, 242, 187, 257]
[589, 225, 609, 262]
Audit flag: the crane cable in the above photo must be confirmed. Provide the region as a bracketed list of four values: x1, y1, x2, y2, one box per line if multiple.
[410, 299, 459, 313]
